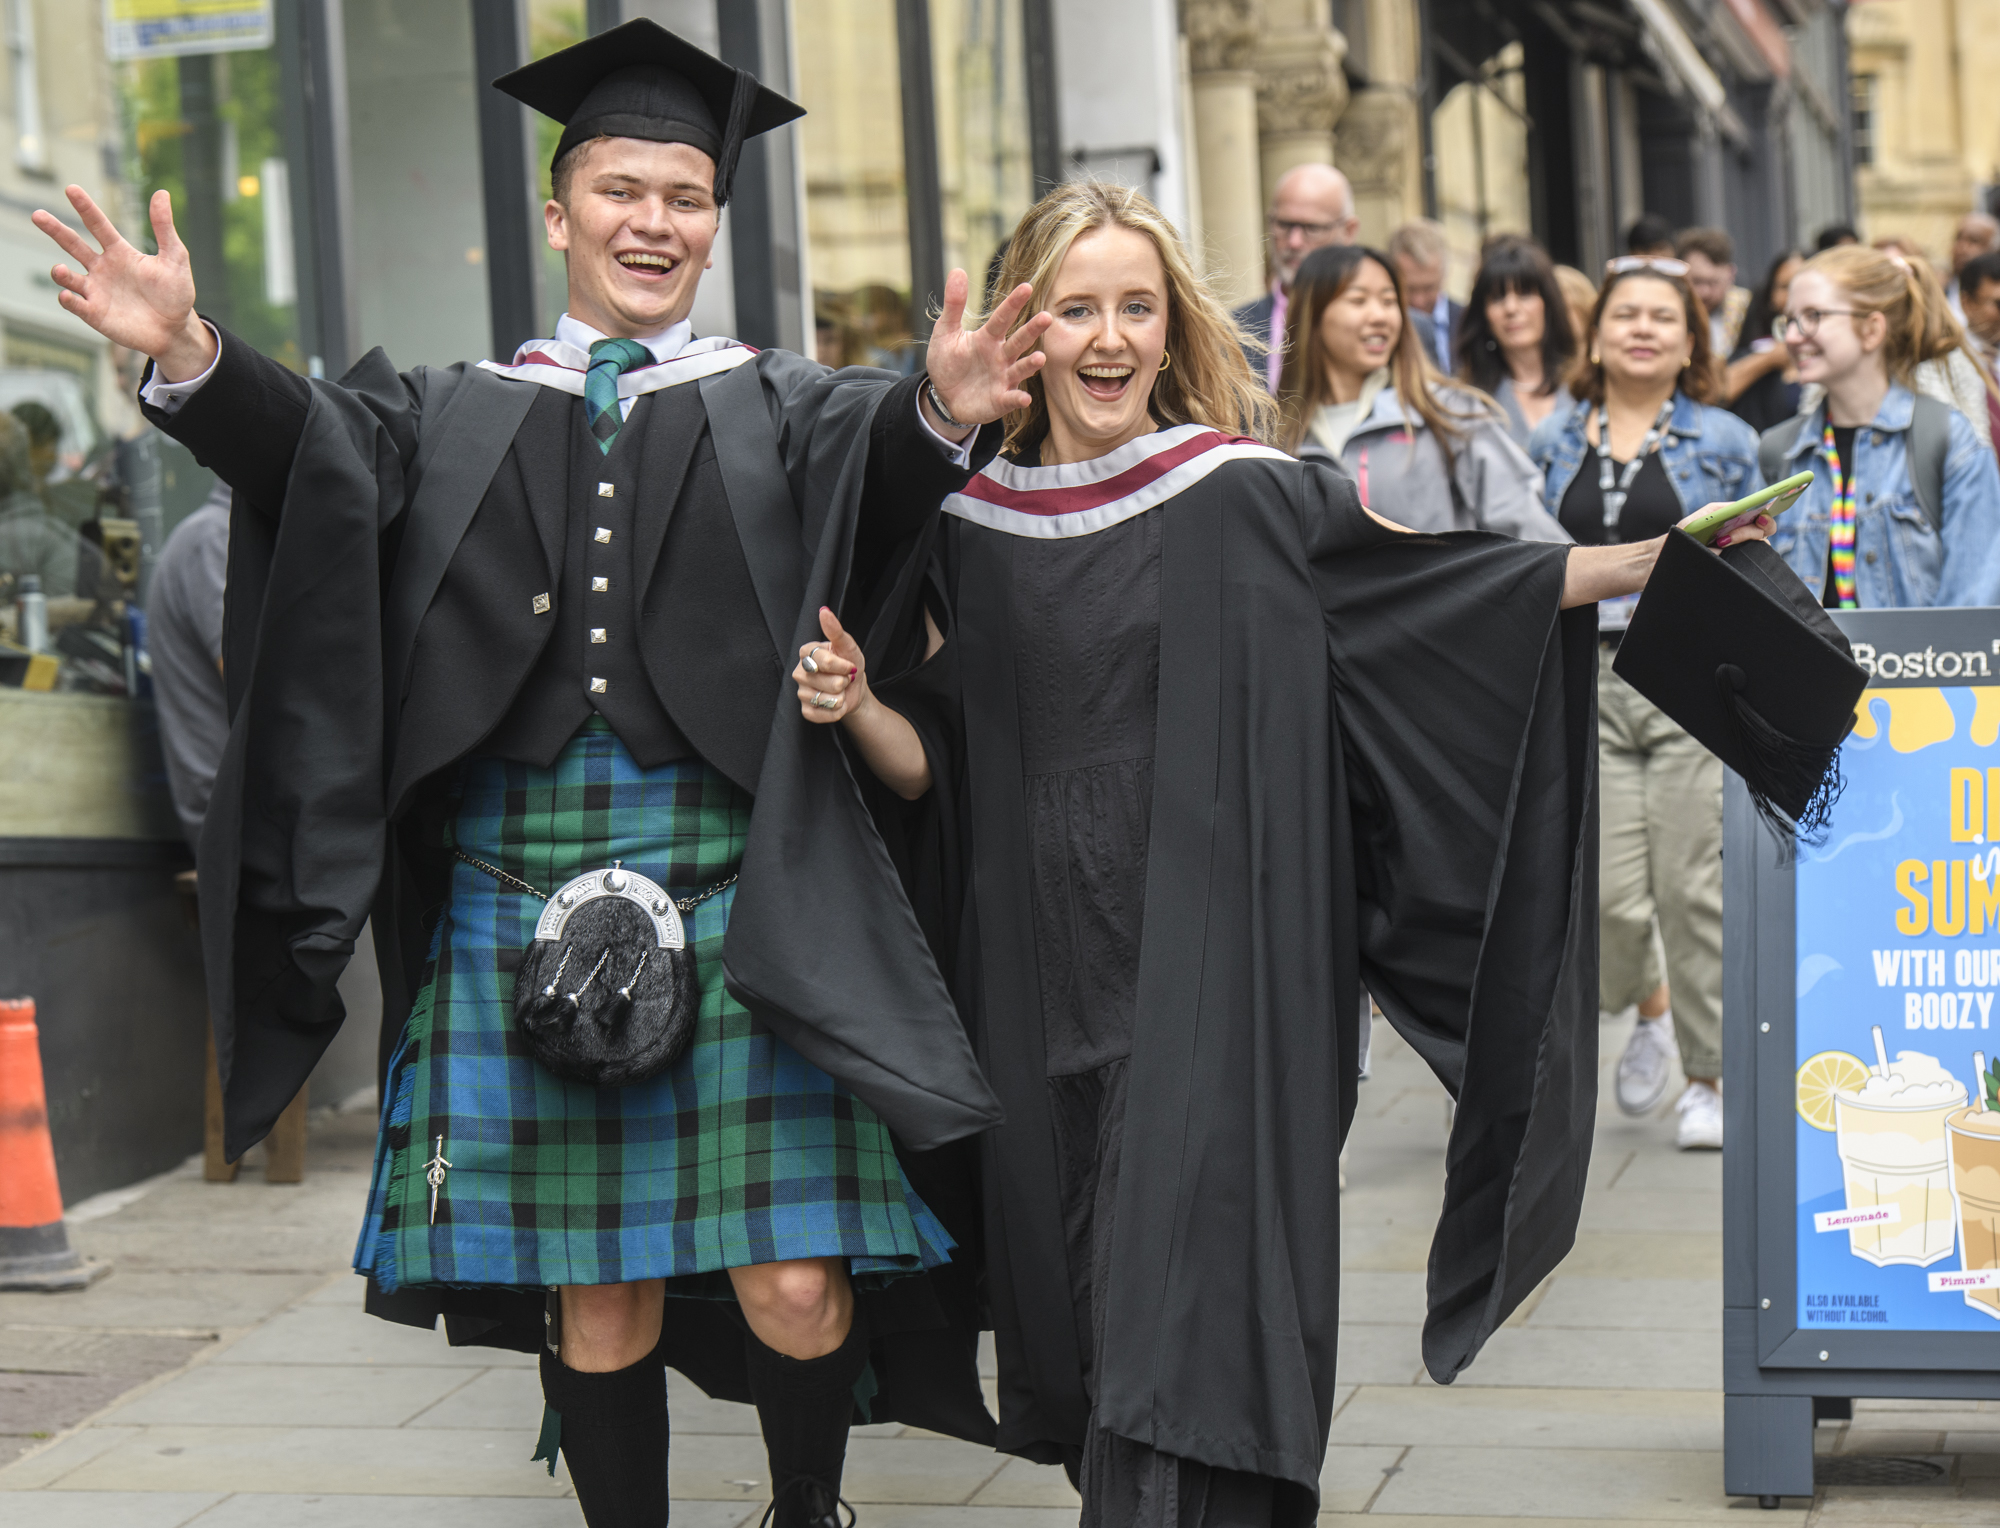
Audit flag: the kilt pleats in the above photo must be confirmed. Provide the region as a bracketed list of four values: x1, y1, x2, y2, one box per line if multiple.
[354, 720, 953, 1293]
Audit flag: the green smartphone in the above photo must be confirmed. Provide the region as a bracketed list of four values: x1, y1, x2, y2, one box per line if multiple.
[1680, 469, 1814, 545]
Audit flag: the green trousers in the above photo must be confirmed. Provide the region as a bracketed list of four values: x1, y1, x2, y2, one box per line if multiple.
[1598, 647, 1724, 1080]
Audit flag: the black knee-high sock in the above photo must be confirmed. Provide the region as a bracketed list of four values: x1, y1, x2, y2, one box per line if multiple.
[540, 1346, 669, 1528]
[744, 1310, 869, 1528]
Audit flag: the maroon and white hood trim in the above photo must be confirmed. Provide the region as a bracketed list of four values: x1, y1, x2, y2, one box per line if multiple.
[943, 423, 1289, 539]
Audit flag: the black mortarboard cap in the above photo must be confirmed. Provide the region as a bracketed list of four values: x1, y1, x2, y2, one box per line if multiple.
[1614, 530, 1867, 843]
[492, 19, 804, 207]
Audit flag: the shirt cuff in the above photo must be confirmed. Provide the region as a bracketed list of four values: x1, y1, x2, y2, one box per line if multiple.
[137, 322, 222, 415]
[915, 386, 975, 468]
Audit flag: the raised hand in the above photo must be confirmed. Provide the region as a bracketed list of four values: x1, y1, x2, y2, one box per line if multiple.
[923, 270, 1052, 429]
[32, 186, 216, 381]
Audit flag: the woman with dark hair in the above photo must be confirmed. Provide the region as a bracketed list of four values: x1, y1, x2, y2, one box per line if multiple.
[1277, 243, 1562, 539]
[1455, 236, 1577, 444]
[1724, 249, 1804, 432]
[1527, 256, 1762, 1156]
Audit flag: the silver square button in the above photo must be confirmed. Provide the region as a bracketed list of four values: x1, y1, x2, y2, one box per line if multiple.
[590, 628, 607, 643]
[531, 592, 550, 614]
[589, 677, 608, 694]
[591, 576, 609, 592]
[598, 482, 615, 498]
[594, 527, 612, 543]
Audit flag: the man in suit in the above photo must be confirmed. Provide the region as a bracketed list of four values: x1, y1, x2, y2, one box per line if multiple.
[1233, 162, 1358, 391]
[1390, 219, 1458, 374]
[35, 21, 1044, 1528]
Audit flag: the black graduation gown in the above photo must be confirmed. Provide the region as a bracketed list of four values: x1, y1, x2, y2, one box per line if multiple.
[877, 450, 1600, 1513]
[147, 326, 1006, 1437]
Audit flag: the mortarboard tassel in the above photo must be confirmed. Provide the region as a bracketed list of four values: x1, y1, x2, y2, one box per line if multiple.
[1714, 662, 1849, 850]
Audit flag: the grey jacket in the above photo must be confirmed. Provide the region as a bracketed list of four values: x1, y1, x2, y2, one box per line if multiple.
[1296, 379, 1569, 542]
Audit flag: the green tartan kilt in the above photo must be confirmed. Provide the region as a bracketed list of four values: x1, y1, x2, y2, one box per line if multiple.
[354, 720, 953, 1293]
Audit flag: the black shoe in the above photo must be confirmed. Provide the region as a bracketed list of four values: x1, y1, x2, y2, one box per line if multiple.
[759, 1475, 855, 1528]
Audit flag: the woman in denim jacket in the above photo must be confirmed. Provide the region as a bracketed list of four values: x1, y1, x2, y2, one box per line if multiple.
[1527, 259, 1761, 1157]
[1762, 244, 2000, 609]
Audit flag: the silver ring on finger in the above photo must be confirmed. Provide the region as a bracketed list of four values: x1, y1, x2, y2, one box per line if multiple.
[802, 647, 821, 675]
[814, 692, 840, 711]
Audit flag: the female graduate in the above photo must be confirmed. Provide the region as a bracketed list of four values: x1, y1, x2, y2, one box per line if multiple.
[793, 182, 1770, 1526]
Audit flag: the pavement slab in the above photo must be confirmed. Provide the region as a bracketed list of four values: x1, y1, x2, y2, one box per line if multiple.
[0, 1490, 224, 1527]
[1328, 1385, 1723, 1453]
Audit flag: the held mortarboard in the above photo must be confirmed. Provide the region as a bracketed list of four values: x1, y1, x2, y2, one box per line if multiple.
[1614, 530, 1867, 843]
[492, 19, 804, 207]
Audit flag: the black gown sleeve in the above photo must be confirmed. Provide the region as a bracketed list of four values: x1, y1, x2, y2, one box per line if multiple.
[853, 373, 999, 602]
[1302, 464, 1602, 1382]
[139, 321, 426, 519]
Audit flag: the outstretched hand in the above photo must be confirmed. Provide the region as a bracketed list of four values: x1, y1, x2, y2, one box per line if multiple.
[33, 186, 215, 380]
[923, 270, 1051, 429]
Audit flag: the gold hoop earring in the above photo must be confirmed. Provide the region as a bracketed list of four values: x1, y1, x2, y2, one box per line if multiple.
[1682, 356, 1692, 369]
[1589, 350, 1600, 366]
[1158, 351, 1172, 371]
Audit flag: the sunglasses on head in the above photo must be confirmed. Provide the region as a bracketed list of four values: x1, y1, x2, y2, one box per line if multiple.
[1605, 256, 1690, 277]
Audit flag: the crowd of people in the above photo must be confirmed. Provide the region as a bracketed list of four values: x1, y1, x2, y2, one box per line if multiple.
[1230, 167, 2000, 1155]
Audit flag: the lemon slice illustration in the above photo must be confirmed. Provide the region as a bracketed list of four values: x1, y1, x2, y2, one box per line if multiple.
[1797, 1050, 1871, 1131]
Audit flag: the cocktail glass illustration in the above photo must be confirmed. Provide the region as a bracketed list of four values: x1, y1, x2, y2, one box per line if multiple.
[1947, 1050, 2000, 1318]
[1830, 1030, 1965, 1267]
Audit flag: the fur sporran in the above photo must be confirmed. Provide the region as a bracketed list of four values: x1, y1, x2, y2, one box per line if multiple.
[456, 857, 729, 1088]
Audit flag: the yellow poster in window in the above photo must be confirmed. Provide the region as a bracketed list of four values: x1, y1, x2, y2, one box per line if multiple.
[103, 0, 273, 61]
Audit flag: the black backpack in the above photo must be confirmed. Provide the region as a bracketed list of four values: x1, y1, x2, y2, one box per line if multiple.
[1757, 393, 1954, 534]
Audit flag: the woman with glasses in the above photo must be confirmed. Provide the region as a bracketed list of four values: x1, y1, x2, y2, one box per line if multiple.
[1276, 243, 1564, 540]
[1762, 244, 2000, 607]
[1527, 257, 1762, 1154]
[1455, 236, 1578, 445]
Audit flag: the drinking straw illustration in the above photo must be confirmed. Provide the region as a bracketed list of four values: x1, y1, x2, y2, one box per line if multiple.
[1873, 1025, 1891, 1077]
[1980, 1052, 1991, 1113]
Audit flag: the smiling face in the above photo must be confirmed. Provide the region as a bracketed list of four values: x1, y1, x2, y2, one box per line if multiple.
[545, 137, 720, 337]
[1037, 224, 1169, 465]
[1782, 268, 1885, 386]
[1486, 283, 1546, 358]
[1593, 274, 1693, 390]
[1317, 256, 1403, 391]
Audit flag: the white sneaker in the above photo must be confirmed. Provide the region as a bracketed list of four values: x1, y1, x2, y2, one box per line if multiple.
[1675, 1081, 1724, 1150]
[1616, 1016, 1676, 1116]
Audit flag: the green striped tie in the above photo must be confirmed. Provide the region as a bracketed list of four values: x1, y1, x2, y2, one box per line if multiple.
[584, 338, 654, 454]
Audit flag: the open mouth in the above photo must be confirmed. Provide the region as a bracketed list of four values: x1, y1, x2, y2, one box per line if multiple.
[1079, 363, 1135, 401]
[616, 251, 677, 280]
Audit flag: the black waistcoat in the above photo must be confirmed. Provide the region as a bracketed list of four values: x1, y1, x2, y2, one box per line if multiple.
[483, 386, 699, 767]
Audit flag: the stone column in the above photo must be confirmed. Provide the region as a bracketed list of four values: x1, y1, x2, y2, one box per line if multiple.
[1186, 0, 1267, 306]
[1335, 0, 1424, 245]
[1253, 0, 1349, 212]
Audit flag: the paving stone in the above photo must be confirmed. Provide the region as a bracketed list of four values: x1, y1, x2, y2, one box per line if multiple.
[302, 1275, 372, 1308]
[1327, 1385, 1722, 1452]
[0, 1272, 326, 1336]
[1524, 1277, 1723, 1333]
[1318, 1443, 1404, 1512]
[1338, 1271, 1429, 1326]
[0, 1490, 222, 1526]
[179, 1498, 595, 1528]
[1545, 1232, 1722, 1281]
[1573, 1190, 1723, 1235]
[1331, 1323, 1426, 1385]
[1453, 1326, 1720, 1392]
[856, 1510, 1083, 1528]
[0, 1426, 140, 1489]
[1606, 1151, 1723, 1195]
[46, 1424, 571, 1496]
[100, 1361, 479, 1428]
[1373, 1445, 1744, 1520]
[1835, 1428, 1948, 1453]
[965, 1456, 1081, 1507]
[213, 1305, 533, 1369]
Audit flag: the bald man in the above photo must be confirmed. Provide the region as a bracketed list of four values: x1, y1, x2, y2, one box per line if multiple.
[1234, 162, 1359, 391]
[1948, 211, 2000, 321]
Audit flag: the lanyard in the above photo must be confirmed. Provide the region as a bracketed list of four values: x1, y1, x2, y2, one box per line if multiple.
[1595, 398, 1676, 542]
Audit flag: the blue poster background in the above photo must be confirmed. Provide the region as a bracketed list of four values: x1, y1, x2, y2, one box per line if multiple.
[1796, 683, 2000, 1332]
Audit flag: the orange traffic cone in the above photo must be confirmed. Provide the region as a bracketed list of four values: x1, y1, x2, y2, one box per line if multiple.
[0, 998, 108, 1290]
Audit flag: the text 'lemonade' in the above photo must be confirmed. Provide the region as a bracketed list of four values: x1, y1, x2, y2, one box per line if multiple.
[1834, 1049, 1967, 1266]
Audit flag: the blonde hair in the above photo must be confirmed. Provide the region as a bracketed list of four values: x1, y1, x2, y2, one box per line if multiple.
[985, 182, 1277, 454]
[1805, 244, 1967, 386]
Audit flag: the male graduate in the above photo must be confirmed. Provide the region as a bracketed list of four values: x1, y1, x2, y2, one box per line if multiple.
[35, 22, 1048, 1528]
